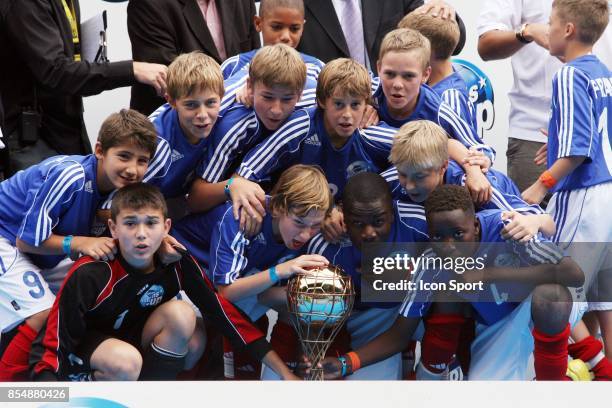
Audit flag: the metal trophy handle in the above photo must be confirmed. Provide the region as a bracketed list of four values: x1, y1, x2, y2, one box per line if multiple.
[286, 265, 355, 380]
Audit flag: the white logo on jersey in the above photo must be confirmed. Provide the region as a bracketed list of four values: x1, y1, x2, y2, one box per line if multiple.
[171, 149, 185, 162]
[346, 161, 372, 178]
[304, 133, 321, 146]
[140, 285, 165, 307]
[84, 180, 93, 193]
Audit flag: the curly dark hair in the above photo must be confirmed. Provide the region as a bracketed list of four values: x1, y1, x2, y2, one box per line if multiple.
[424, 185, 474, 218]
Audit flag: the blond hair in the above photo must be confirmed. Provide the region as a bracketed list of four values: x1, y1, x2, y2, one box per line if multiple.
[98, 109, 158, 158]
[259, 0, 304, 17]
[379, 28, 431, 71]
[167, 52, 224, 100]
[552, 0, 609, 45]
[249, 44, 307, 93]
[316, 58, 371, 105]
[389, 120, 448, 170]
[270, 165, 333, 217]
[398, 13, 459, 60]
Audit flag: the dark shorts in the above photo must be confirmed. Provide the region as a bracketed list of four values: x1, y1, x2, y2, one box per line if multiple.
[60, 323, 146, 381]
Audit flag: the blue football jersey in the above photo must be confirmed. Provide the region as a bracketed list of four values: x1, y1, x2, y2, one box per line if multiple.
[374, 82, 494, 160]
[547, 55, 612, 192]
[144, 104, 211, 198]
[0, 155, 103, 268]
[399, 209, 564, 326]
[307, 201, 429, 310]
[206, 204, 299, 285]
[197, 104, 272, 183]
[237, 107, 397, 199]
[431, 69, 477, 131]
[381, 161, 544, 215]
[221, 49, 325, 82]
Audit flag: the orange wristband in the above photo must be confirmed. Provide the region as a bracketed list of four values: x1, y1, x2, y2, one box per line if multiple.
[346, 351, 361, 372]
[539, 170, 557, 189]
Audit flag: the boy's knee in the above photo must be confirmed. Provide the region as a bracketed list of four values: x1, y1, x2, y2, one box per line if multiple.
[531, 284, 573, 334]
[161, 301, 197, 340]
[101, 346, 143, 381]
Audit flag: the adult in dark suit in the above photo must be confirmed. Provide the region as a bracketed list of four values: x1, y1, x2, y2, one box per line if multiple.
[0, 0, 167, 175]
[297, 0, 466, 74]
[128, 0, 260, 115]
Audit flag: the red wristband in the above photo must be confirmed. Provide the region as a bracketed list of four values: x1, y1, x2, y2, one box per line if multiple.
[539, 170, 557, 189]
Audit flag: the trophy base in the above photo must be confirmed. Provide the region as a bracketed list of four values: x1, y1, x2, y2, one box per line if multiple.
[306, 367, 325, 381]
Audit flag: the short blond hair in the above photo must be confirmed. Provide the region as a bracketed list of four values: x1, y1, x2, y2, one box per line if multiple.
[398, 13, 459, 60]
[552, 0, 609, 45]
[249, 44, 307, 93]
[270, 165, 333, 217]
[316, 58, 371, 105]
[389, 120, 448, 170]
[167, 52, 224, 100]
[379, 28, 431, 71]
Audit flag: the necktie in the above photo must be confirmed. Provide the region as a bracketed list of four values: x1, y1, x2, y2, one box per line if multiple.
[340, 0, 366, 66]
[199, 0, 227, 61]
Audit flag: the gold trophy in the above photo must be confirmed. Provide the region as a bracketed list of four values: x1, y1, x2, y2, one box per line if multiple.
[286, 265, 355, 380]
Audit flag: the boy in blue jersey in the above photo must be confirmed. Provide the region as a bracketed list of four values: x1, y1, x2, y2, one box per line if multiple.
[173, 165, 332, 379]
[300, 172, 430, 381]
[398, 12, 476, 130]
[522, 0, 612, 368]
[143, 52, 223, 199]
[187, 44, 308, 224]
[318, 185, 585, 380]
[374, 28, 490, 159]
[0, 110, 158, 380]
[383, 120, 556, 240]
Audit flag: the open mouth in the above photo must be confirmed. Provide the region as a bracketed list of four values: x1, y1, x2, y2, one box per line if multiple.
[135, 243, 149, 252]
[339, 123, 353, 130]
[291, 239, 304, 249]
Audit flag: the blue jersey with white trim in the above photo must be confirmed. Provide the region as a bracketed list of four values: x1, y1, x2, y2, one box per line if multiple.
[381, 161, 543, 214]
[400, 209, 564, 326]
[197, 104, 271, 183]
[173, 202, 300, 285]
[221, 49, 324, 82]
[220, 71, 318, 115]
[307, 201, 428, 310]
[431, 70, 477, 131]
[144, 104, 211, 198]
[0, 155, 103, 268]
[547, 55, 612, 192]
[238, 107, 397, 199]
[374, 83, 494, 160]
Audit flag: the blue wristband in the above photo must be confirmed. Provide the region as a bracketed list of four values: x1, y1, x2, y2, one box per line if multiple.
[224, 177, 234, 200]
[338, 356, 348, 377]
[62, 235, 73, 255]
[269, 265, 279, 284]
